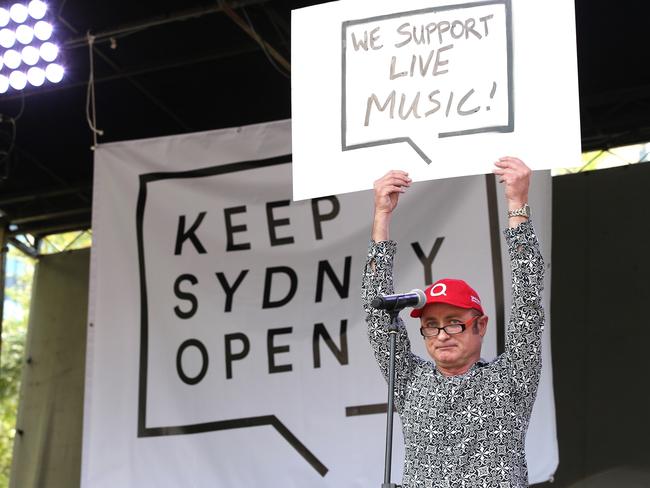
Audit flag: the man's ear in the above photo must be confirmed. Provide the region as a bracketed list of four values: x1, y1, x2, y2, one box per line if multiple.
[478, 315, 488, 338]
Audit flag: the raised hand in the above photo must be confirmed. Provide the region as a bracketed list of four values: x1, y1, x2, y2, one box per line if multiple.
[493, 156, 532, 227]
[372, 170, 411, 241]
[493, 156, 531, 205]
[373, 170, 411, 214]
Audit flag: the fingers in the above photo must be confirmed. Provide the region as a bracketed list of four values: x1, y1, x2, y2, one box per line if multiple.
[373, 169, 412, 215]
[494, 157, 530, 172]
[379, 170, 411, 183]
[386, 169, 409, 177]
[374, 170, 412, 190]
[374, 183, 408, 197]
[497, 156, 524, 164]
[386, 184, 407, 194]
[492, 156, 531, 204]
[493, 157, 530, 176]
[382, 176, 411, 186]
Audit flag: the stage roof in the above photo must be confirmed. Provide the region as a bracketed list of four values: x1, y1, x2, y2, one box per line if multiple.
[0, 0, 648, 244]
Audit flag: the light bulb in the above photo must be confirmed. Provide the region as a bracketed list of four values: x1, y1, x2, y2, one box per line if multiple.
[9, 70, 27, 90]
[21, 45, 39, 65]
[45, 62, 63, 83]
[4, 49, 21, 69]
[0, 74, 9, 93]
[27, 66, 44, 86]
[33, 20, 52, 41]
[16, 24, 34, 45]
[0, 28, 15, 48]
[0, 8, 10, 28]
[39, 41, 58, 62]
[9, 3, 29, 24]
[28, 0, 47, 20]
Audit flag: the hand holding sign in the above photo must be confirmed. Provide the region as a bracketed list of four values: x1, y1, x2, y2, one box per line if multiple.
[374, 170, 412, 213]
[372, 170, 411, 241]
[494, 156, 531, 206]
[494, 156, 532, 228]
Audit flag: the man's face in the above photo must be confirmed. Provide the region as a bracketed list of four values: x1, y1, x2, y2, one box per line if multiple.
[419, 302, 488, 373]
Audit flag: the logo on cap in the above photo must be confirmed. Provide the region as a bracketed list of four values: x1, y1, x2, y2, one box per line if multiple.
[430, 283, 447, 297]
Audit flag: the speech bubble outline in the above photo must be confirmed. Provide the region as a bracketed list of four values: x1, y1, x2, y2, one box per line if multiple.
[341, 0, 514, 164]
[135, 156, 328, 477]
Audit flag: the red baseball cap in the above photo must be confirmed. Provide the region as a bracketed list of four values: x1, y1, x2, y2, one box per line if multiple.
[410, 278, 484, 318]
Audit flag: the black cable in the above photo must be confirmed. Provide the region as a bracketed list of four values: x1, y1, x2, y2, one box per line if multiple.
[263, 5, 289, 51]
[240, 6, 290, 80]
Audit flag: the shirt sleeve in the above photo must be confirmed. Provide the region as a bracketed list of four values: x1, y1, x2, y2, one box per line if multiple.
[361, 240, 422, 414]
[502, 219, 546, 409]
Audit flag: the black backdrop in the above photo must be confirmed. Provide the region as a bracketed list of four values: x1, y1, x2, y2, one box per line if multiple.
[536, 162, 650, 486]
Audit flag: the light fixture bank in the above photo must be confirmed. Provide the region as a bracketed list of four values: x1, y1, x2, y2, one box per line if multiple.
[0, 0, 63, 94]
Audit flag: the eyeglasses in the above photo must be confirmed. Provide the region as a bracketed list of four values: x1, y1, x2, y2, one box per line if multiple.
[419, 315, 481, 337]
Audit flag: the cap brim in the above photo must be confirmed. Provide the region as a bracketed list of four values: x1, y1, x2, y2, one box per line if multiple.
[410, 307, 425, 318]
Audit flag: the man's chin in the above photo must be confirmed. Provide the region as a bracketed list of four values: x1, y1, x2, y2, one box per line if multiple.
[433, 348, 458, 363]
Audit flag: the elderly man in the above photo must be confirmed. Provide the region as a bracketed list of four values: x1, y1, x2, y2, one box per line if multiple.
[362, 157, 545, 487]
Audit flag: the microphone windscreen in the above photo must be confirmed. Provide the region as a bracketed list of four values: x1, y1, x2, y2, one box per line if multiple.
[411, 289, 427, 308]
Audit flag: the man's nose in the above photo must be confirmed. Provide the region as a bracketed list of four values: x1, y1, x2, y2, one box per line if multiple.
[436, 328, 451, 340]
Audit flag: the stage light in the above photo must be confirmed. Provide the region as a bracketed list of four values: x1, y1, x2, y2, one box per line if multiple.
[4, 48, 20, 69]
[44, 62, 62, 82]
[27, 0, 46, 20]
[0, 28, 15, 48]
[21, 44, 38, 64]
[26, 65, 43, 86]
[39, 41, 56, 61]
[0, 2, 63, 93]
[0, 8, 9, 28]
[9, 3, 28, 23]
[15, 24, 33, 44]
[9, 70, 27, 89]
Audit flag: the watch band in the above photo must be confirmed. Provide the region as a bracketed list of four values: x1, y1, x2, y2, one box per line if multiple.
[507, 203, 530, 219]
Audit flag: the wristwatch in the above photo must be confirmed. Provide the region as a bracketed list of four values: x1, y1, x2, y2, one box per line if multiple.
[507, 203, 530, 219]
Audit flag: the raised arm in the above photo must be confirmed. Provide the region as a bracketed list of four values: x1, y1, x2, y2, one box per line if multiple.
[362, 170, 422, 413]
[494, 157, 545, 406]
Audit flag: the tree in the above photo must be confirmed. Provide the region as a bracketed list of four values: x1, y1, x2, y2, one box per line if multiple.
[0, 230, 91, 485]
[0, 246, 35, 487]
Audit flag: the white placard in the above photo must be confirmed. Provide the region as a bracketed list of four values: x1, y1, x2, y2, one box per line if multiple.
[292, 0, 581, 200]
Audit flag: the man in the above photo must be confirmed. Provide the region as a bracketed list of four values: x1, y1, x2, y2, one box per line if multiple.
[362, 157, 545, 487]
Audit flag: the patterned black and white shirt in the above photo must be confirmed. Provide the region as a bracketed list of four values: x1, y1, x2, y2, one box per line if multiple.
[361, 220, 545, 488]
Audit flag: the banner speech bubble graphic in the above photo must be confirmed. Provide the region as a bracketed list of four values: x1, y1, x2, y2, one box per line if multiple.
[342, 0, 513, 164]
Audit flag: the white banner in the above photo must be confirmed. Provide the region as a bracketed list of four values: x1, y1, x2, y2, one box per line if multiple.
[82, 119, 557, 487]
[291, 0, 581, 199]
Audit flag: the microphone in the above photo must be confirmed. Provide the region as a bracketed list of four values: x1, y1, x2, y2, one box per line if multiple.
[371, 289, 426, 311]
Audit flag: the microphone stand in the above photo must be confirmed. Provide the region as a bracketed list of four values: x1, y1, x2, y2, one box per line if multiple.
[381, 307, 401, 488]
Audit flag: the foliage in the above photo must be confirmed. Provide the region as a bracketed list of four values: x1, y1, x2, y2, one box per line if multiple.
[0, 246, 35, 487]
[40, 230, 92, 255]
[553, 142, 650, 175]
[0, 230, 91, 486]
